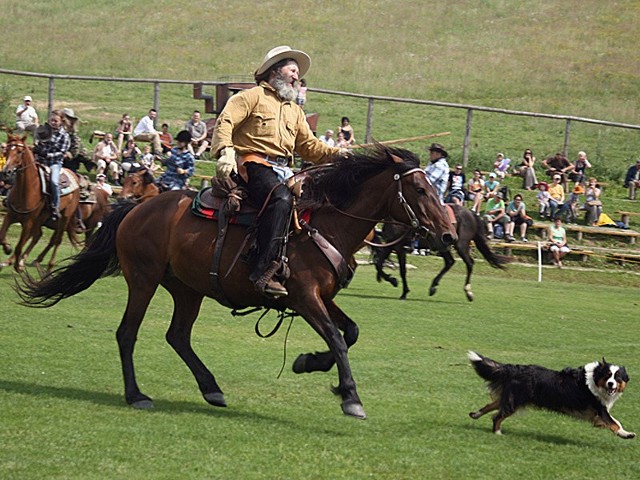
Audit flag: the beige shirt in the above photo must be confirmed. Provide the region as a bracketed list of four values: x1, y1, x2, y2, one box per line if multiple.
[211, 82, 338, 165]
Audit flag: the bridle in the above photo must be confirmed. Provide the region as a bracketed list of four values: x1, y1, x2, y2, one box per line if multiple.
[3, 141, 35, 178]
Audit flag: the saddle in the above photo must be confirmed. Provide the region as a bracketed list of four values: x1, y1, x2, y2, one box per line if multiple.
[191, 177, 255, 225]
[37, 164, 80, 197]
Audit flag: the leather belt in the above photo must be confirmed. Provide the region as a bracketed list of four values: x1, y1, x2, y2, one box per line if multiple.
[241, 153, 290, 167]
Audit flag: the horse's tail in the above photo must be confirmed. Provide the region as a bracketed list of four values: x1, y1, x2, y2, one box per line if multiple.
[16, 200, 138, 307]
[471, 214, 510, 269]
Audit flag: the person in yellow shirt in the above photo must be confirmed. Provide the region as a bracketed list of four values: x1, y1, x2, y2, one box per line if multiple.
[211, 46, 340, 297]
[548, 174, 565, 220]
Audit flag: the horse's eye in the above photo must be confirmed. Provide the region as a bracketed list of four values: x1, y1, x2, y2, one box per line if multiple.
[416, 188, 426, 195]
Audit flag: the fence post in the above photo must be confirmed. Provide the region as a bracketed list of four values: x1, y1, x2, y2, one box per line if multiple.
[47, 77, 55, 118]
[563, 119, 571, 158]
[463, 108, 473, 167]
[365, 98, 374, 143]
[153, 82, 160, 126]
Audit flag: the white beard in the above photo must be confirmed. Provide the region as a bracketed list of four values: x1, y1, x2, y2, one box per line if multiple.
[271, 73, 298, 102]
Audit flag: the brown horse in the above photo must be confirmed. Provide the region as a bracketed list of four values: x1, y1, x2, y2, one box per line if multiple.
[77, 186, 111, 240]
[17, 147, 455, 419]
[118, 168, 160, 202]
[0, 134, 80, 272]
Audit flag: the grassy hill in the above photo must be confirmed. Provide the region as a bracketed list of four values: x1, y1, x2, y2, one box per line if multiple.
[1, 0, 639, 180]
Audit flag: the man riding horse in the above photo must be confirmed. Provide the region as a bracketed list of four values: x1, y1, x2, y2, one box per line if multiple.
[211, 45, 342, 298]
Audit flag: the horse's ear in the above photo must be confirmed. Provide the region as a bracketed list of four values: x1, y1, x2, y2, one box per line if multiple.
[390, 154, 404, 164]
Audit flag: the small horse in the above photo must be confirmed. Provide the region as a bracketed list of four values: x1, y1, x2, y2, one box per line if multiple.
[0, 134, 81, 272]
[78, 186, 111, 240]
[17, 146, 456, 419]
[372, 204, 509, 301]
[119, 168, 160, 202]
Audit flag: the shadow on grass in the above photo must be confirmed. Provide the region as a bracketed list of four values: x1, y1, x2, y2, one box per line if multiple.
[462, 422, 593, 447]
[339, 290, 463, 305]
[0, 378, 300, 425]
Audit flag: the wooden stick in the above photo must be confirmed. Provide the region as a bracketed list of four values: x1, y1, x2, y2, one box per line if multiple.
[351, 131, 451, 149]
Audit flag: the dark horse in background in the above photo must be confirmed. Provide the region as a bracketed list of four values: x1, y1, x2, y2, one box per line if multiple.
[17, 147, 456, 420]
[0, 134, 81, 272]
[372, 203, 509, 301]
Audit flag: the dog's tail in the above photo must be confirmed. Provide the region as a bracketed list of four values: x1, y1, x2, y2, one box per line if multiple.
[467, 351, 506, 384]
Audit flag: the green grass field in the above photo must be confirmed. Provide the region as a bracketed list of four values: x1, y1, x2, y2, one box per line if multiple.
[0, 222, 639, 479]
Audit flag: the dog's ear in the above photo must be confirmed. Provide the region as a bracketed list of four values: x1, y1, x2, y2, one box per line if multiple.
[619, 366, 630, 383]
[601, 356, 607, 365]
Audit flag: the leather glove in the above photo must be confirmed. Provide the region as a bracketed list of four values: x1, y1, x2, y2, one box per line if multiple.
[216, 147, 237, 180]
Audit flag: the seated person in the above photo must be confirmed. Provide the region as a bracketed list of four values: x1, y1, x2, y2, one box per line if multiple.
[95, 173, 113, 196]
[584, 177, 603, 226]
[483, 172, 500, 198]
[493, 153, 511, 179]
[483, 191, 513, 241]
[569, 151, 591, 184]
[548, 174, 565, 220]
[548, 217, 570, 268]
[467, 169, 484, 214]
[121, 138, 142, 180]
[159, 130, 194, 190]
[624, 159, 640, 191]
[93, 132, 120, 185]
[506, 194, 533, 242]
[133, 108, 162, 157]
[159, 123, 174, 154]
[115, 113, 133, 153]
[542, 152, 573, 184]
[536, 181, 551, 218]
[559, 183, 584, 224]
[513, 148, 537, 190]
[140, 145, 159, 173]
[184, 110, 209, 159]
[444, 164, 466, 205]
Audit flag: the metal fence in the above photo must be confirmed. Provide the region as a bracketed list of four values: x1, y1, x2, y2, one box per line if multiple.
[2, 67, 640, 167]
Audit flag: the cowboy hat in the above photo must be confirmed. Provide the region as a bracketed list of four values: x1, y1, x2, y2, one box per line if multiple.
[35, 123, 52, 142]
[62, 108, 77, 120]
[427, 143, 448, 157]
[175, 130, 192, 143]
[255, 45, 311, 78]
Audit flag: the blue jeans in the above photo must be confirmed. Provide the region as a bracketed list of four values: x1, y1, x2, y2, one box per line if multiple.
[549, 199, 562, 220]
[49, 163, 62, 211]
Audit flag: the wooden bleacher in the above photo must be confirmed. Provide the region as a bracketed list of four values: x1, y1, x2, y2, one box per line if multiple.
[529, 221, 640, 244]
[492, 241, 595, 262]
[615, 210, 640, 228]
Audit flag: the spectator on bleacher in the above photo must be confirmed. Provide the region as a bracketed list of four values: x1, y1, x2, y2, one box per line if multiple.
[536, 181, 551, 218]
[184, 110, 209, 160]
[484, 171, 500, 199]
[93, 132, 120, 185]
[542, 152, 573, 184]
[623, 159, 640, 190]
[159, 130, 194, 191]
[296, 78, 307, 108]
[483, 191, 513, 241]
[493, 153, 511, 179]
[115, 113, 133, 154]
[337, 116, 356, 146]
[335, 131, 349, 148]
[513, 148, 538, 190]
[548, 174, 565, 220]
[120, 138, 142, 182]
[468, 169, 485, 214]
[140, 145, 159, 173]
[15, 96, 39, 137]
[133, 108, 162, 158]
[445, 164, 466, 205]
[548, 217, 570, 268]
[319, 129, 335, 147]
[424, 143, 450, 204]
[560, 183, 584, 224]
[569, 151, 592, 184]
[95, 173, 113, 196]
[506, 193, 533, 242]
[159, 123, 174, 154]
[584, 177, 603, 226]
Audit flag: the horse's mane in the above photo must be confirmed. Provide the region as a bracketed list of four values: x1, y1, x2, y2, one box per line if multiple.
[297, 145, 421, 210]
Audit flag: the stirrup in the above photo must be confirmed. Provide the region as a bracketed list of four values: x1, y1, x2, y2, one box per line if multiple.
[254, 260, 287, 296]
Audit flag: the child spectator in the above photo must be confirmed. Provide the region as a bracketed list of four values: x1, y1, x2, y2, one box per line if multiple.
[560, 183, 584, 223]
[493, 153, 511, 179]
[140, 145, 158, 173]
[536, 181, 551, 218]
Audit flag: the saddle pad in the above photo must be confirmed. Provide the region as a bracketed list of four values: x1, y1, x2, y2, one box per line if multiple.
[37, 165, 80, 197]
[191, 187, 256, 226]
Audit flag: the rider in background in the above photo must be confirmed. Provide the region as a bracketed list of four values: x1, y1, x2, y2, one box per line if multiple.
[424, 143, 450, 204]
[211, 45, 340, 298]
[33, 111, 70, 221]
[159, 130, 194, 191]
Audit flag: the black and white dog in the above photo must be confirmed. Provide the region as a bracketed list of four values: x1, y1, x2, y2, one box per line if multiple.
[467, 351, 635, 439]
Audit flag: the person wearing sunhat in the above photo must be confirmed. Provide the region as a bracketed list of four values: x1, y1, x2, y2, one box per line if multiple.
[15, 95, 39, 136]
[211, 45, 341, 298]
[424, 143, 450, 204]
[159, 130, 194, 191]
[61, 107, 92, 172]
[32, 110, 70, 221]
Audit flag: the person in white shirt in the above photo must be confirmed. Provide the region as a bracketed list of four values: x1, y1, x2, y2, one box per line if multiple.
[15, 95, 39, 136]
[133, 108, 162, 157]
[95, 173, 113, 196]
[319, 129, 336, 147]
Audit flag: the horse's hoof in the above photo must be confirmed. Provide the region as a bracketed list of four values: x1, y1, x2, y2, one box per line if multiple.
[429, 287, 437, 296]
[466, 292, 474, 302]
[292, 354, 307, 374]
[390, 278, 398, 287]
[342, 402, 367, 419]
[131, 399, 154, 410]
[204, 392, 227, 407]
